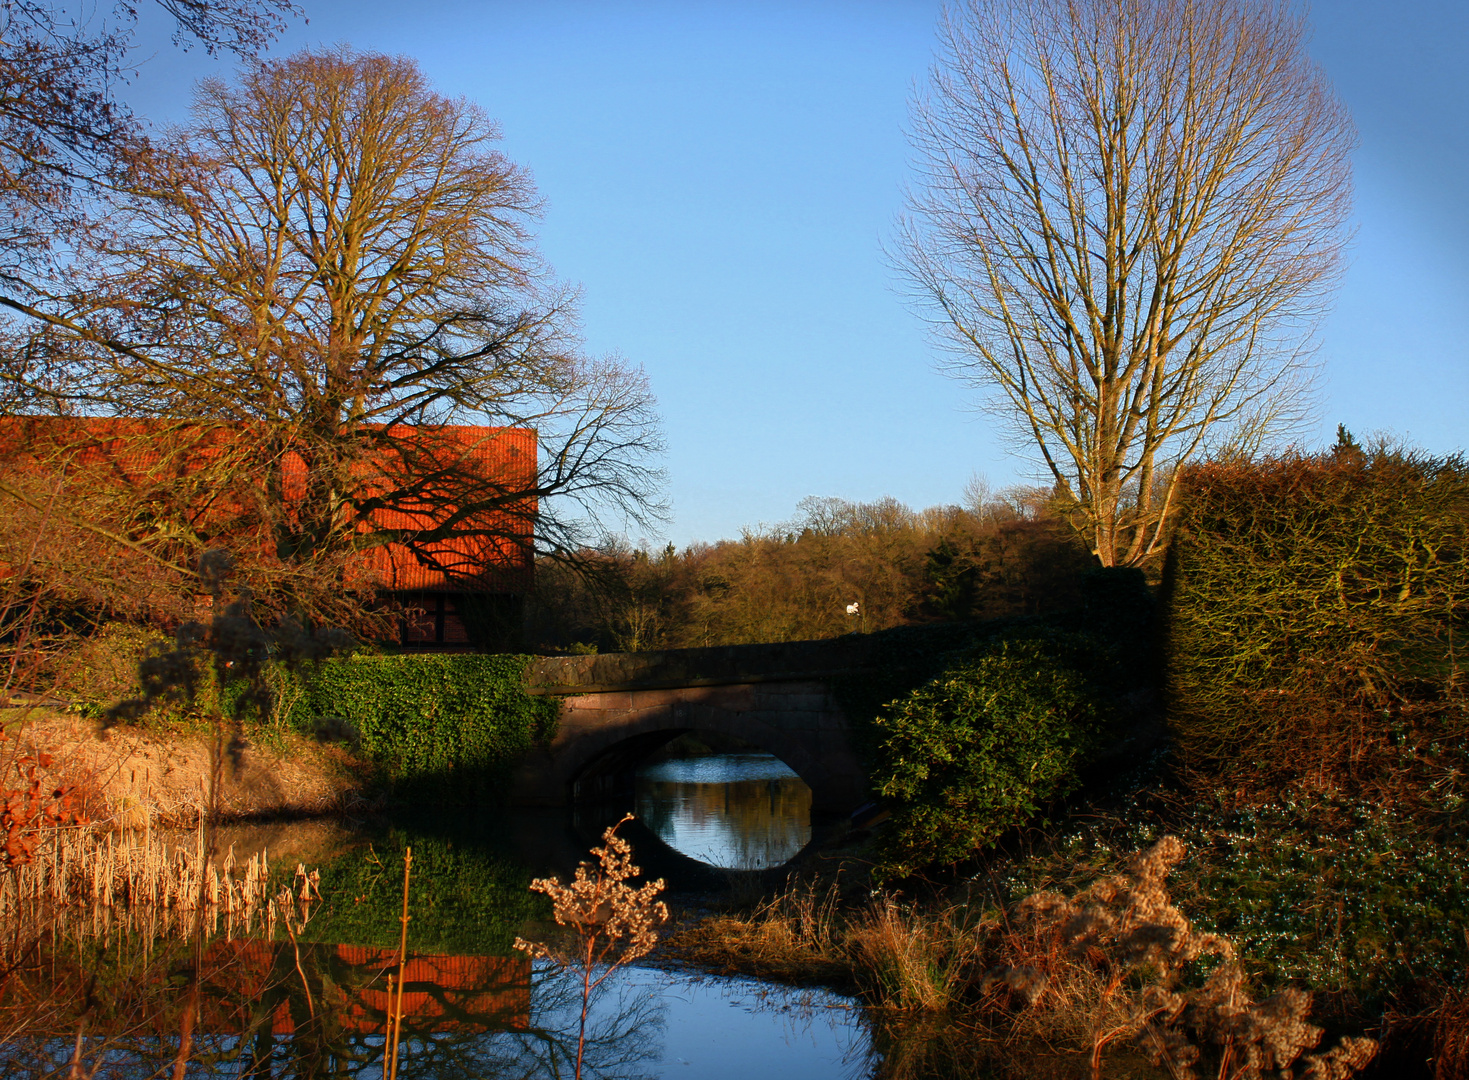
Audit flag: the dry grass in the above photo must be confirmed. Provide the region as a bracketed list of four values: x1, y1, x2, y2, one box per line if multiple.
[847, 895, 983, 1011]
[985, 837, 1379, 1079]
[666, 878, 851, 984]
[1376, 981, 1469, 1080]
[0, 820, 320, 941]
[670, 877, 986, 1009]
[4, 709, 367, 827]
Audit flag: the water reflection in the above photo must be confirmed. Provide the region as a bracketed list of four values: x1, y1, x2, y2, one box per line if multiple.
[0, 817, 873, 1079]
[607, 968, 860, 1079]
[634, 754, 812, 870]
[0, 924, 869, 1079]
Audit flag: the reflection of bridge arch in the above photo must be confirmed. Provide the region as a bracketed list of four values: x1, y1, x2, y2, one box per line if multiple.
[569, 811, 822, 889]
[511, 676, 869, 815]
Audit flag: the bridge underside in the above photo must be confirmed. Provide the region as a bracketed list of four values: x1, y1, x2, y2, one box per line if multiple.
[508, 679, 868, 816]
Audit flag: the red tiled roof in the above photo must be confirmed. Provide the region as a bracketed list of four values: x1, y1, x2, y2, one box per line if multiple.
[0, 416, 536, 594]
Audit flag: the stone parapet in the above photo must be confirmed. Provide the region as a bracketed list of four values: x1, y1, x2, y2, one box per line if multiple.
[525, 637, 872, 694]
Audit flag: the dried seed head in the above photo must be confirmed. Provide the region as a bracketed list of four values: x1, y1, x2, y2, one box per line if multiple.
[518, 814, 670, 969]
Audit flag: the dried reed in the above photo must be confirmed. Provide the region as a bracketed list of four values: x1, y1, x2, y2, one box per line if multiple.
[0, 821, 318, 939]
[675, 842, 1385, 1079]
[993, 837, 1379, 1080]
[666, 878, 849, 983]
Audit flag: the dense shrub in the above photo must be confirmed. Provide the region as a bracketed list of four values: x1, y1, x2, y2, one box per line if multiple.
[281, 653, 559, 798]
[871, 629, 1111, 878]
[1163, 442, 1469, 780]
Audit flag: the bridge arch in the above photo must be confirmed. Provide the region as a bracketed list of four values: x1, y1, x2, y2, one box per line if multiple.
[509, 678, 868, 816]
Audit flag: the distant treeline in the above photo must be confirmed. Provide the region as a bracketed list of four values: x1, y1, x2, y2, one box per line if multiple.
[524, 486, 1096, 654]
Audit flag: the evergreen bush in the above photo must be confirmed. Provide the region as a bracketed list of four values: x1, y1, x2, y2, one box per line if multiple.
[871, 628, 1110, 878]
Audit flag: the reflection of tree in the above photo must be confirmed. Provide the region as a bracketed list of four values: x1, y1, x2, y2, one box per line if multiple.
[305, 831, 547, 955]
[705, 978, 999, 1080]
[243, 956, 663, 1080]
[0, 927, 663, 1079]
[858, 1010, 1004, 1080]
[516, 967, 664, 1080]
[228, 953, 662, 1080]
[0, 813, 677, 1078]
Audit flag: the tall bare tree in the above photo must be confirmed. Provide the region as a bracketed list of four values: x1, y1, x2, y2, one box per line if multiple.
[0, 1, 298, 324]
[0, 1, 303, 639]
[899, 0, 1354, 567]
[11, 48, 664, 619]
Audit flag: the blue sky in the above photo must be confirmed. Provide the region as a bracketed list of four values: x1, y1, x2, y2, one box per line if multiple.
[125, 0, 1468, 547]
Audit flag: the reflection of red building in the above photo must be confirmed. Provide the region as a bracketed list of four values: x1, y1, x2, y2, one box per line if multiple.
[203, 940, 531, 1034]
[0, 416, 536, 648]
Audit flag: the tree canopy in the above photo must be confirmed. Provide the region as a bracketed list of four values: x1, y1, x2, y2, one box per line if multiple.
[900, 0, 1355, 567]
[5, 48, 664, 622]
[0, 0, 298, 316]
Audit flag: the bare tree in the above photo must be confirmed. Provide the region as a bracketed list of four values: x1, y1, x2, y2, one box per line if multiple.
[0, 1, 298, 322]
[0, 1, 304, 634]
[900, 0, 1354, 567]
[15, 48, 664, 618]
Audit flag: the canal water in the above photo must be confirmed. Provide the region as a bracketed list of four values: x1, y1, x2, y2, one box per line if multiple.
[2, 750, 884, 1079]
[634, 752, 813, 870]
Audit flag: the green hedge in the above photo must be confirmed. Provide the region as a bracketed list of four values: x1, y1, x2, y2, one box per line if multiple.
[871, 627, 1112, 879]
[281, 653, 559, 797]
[1162, 445, 1469, 779]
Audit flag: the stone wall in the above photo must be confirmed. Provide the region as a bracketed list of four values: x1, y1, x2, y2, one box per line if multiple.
[524, 637, 879, 694]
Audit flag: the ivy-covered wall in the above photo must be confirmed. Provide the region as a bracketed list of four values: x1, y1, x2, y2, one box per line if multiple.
[281, 653, 559, 798]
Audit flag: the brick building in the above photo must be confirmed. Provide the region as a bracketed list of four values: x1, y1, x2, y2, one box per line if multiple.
[0, 416, 537, 649]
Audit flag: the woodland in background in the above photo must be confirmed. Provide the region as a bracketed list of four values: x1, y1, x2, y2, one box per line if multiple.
[523, 484, 1096, 654]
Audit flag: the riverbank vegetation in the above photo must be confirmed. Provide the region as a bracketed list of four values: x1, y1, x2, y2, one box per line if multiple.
[36, 644, 558, 815]
[674, 837, 1383, 1079]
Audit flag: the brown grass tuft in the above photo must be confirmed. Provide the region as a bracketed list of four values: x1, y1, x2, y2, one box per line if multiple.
[847, 895, 982, 1011]
[666, 878, 849, 984]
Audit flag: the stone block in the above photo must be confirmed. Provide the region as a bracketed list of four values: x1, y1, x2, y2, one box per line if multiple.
[629, 687, 683, 708]
[593, 690, 635, 710]
[759, 692, 831, 712]
[714, 684, 756, 709]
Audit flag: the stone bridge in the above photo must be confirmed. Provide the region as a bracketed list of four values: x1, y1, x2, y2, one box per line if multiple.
[507, 639, 881, 815]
